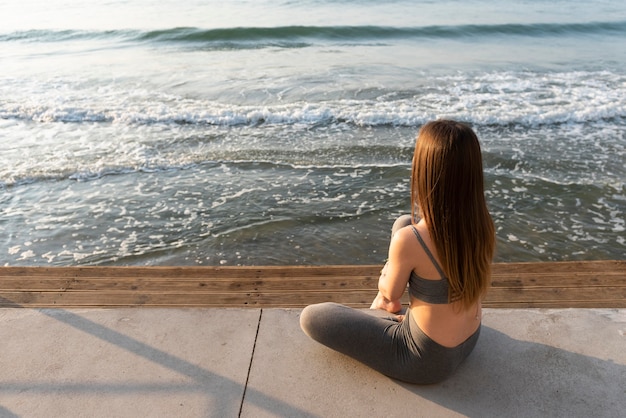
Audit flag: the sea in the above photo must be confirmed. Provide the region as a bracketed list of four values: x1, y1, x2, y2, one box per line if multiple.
[1, 0, 625, 266]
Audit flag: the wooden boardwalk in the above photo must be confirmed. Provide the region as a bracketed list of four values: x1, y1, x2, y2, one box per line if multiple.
[0, 260, 624, 308]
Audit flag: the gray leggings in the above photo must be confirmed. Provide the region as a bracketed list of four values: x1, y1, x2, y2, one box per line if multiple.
[299, 215, 479, 384]
[300, 303, 480, 384]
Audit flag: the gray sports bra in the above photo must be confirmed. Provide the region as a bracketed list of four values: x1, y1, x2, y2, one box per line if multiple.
[408, 226, 451, 304]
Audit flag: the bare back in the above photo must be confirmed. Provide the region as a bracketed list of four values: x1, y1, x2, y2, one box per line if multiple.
[401, 221, 481, 347]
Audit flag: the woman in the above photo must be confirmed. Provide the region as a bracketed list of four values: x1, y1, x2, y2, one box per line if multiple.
[300, 120, 495, 384]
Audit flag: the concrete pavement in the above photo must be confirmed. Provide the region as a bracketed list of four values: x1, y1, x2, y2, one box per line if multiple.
[0, 308, 624, 417]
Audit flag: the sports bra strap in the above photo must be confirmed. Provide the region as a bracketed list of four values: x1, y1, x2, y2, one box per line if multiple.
[410, 226, 446, 279]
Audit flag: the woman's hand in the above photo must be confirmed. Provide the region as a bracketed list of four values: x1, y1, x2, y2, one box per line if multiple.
[370, 290, 402, 314]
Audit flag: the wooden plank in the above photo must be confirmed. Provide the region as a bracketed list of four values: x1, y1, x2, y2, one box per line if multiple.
[0, 260, 620, 279]
[0, 260, 623, 308]
[490, 274, 624, 288]
[0, 278, 73, 291]
[0, 260, 620, 276]
[0, 276, 378, 292]
[1, 288, 624, 309]
[0, 272, 621, 293]
[69, 275, 376, 292]
[485, 286, 626, 303]
[0, 265, 381, 279]
[0, 261, 620, 284]
[0, 290, 381, 308]
[491, 260, 624, 274]
[0, 291, 620, 308]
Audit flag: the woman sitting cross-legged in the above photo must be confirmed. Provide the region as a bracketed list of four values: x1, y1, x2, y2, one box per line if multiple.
[300, 119, 496, 384]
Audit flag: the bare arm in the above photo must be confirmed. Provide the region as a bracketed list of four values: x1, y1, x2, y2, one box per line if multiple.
[370, 227, 414, 313]
[369, 263, 402, 313]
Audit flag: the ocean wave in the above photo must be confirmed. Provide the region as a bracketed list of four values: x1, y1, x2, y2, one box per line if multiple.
[2, 20, 626, 47]
[2, 96, 625, 128]
[0, 29, 139, 43]
[0, 159, 407, 189]
[0, 164, 199, 189]
[139, 21, 626, 43]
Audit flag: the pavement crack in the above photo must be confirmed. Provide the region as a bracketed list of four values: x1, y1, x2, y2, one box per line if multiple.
[238, 308, 262, 417]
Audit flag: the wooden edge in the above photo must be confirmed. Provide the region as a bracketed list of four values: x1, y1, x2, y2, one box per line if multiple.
[0, 260, 623, 309]
[0, 260, 622, 278]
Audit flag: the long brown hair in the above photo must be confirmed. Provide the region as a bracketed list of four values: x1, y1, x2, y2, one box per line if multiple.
[411, 120, 495, 308]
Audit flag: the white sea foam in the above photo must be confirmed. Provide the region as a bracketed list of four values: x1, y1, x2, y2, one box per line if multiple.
[1, 68, 624, 189]
[1, 71, 624, 128]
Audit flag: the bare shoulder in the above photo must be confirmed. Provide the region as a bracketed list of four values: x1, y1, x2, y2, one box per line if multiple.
[392, 221, 429, 248]
[388, 224, 424, 270]
[391, 224, 419, 250]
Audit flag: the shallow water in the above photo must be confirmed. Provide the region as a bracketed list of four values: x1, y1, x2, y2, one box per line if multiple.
[1, 0, 625, 266]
